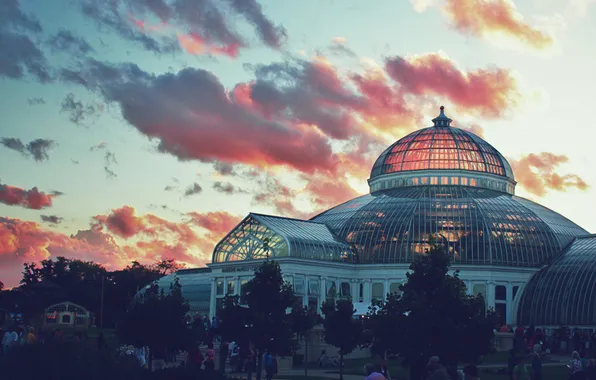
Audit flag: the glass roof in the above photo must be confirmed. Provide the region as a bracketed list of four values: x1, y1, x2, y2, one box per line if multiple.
[311, 186, 586, 267]
[517, 236, 596, 326]
[154, 272, 212, 315]
[212, 213, 353, 263]
[370, 126, 515, 181]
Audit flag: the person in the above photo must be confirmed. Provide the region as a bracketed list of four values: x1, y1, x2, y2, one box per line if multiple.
[364, 363, 385, 380]
[380, 357, 391, 380]
[219, 341, 229, 373]
[426, 356, 450, 380]
[508, 350, 519, 380]
[26, 328, 36, 344]
[263, 349, 277, 380]
[531, 353, 541, 380]
[585, 359, 596, 380]
[204, 343, 216, 371]
[569, 351, 586, 380]
[463, 365, 479, 380]
[187, 343, 203, 371]
[246, 347, 256, 380]
[513, 356, 530, 380]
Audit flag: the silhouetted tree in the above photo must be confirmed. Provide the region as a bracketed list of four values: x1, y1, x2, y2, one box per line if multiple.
[220, 261, 295, 380]
[290, 302, 320, 377]
[321, 299, 362, 380]
[366, 242, 495, 380]
[117, 277, 190, 370]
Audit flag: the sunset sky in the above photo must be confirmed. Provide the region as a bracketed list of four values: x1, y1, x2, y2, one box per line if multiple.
[2, 0, 595, 288]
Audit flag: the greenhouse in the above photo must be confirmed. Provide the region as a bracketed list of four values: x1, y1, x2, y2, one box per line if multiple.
[152, 107, 595, 327]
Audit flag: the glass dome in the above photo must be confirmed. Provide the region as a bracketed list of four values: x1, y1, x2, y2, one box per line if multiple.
[517, 236, 596, 326]
[311, 186, 587, 267]
[369, 107, 515, 194]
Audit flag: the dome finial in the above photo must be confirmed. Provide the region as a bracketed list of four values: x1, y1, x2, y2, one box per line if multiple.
[432, 105, 452, 127]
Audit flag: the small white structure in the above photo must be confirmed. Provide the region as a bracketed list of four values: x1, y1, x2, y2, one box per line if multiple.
[43, 301, 91, 330]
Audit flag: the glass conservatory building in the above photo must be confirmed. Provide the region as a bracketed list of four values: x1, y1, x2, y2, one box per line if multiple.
[156, 107, 595, 327]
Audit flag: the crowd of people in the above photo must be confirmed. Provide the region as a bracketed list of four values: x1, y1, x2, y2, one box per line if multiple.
[0, 326, 79, 353]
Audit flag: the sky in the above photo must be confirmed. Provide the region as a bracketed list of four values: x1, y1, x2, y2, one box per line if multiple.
[1, 0, 596, 288]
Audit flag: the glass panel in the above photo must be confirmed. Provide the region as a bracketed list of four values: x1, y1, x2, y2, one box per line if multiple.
[326, 281, 337, 299]
[308, 279, 320, 295]
[294, 277, 305, 294]
[372, 283, 384, 300]
[389, 283, 401, 295]
[340, 282, 351, 298]
[473, 284, 486, 298]
[216, 280, 224, 295]
[227, 280, 235, 295]
[307, 297, 318, 313]
[495, 285, 507, 300]
[495, 303, 507, 325]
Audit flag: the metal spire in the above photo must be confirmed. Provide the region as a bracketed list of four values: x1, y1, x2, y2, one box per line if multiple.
[432, 106, 452, 127]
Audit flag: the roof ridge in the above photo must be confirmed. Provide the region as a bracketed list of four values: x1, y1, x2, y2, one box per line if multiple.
[249, 212, 329, 225]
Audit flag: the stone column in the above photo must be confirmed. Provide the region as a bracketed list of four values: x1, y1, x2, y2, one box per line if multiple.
[363, 279, 372, 304]
[486, 281, 496, 310]
[233, 276, 239, 296]
[209, 277, 217, 318]
[384, 280, 389, 299]
[506, 283, 514, 324]
[351, 279, 359, 302]
[319, 276, 326, 309]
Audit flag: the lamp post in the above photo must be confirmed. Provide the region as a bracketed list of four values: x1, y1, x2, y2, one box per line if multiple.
[100, 275, 104, 329]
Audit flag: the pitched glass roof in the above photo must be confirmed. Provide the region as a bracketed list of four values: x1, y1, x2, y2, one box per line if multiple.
[517, 235, 596, 326]
[212, 213, 353, 263]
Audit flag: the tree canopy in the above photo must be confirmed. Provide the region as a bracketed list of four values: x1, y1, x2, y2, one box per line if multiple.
[321, 298, 362, 380]
[366, 242, 495, 379]
[219, 260, 295, 380]
[117, 277, 190, 365]
[0, 257, 182, 326]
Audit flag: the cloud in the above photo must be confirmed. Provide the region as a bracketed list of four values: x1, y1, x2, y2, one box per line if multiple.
[47, 29, 95, 56]
[222, 0, 287, 48]
[59, 52, 520, 217]
[0, 0, 51, 83]
[443, 0, 552, 49]
[187, 210, 242, 240]
[213, 162, 237, 176]
[80, 0, 179, 55]
[1, 137, 56, 162]
[0, 205, 242, 288]
[509, 152, 589, 196]
[81, 0, 285, 57]
[27, 97, 45, 105]
[184, 183, 203, 196]
[328, 37, 357, 57]
[89, 141, 107, 151]
[60, 93, 99, 126]
[0, 181, 60, 209]
[104, 151, 118, 179]
[40, 215, 64, 225]
[212, 181, 246, 194]
[385, 52, 519, 118]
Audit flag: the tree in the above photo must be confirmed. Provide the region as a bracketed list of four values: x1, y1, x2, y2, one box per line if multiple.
[363, 293, 402, 358]
[290, 302, 320, 377]
[220, 260, 295, 380]
[117, 277, 190, 370]
[321, 299, 362, 380]
[367, 242, 495, 380]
